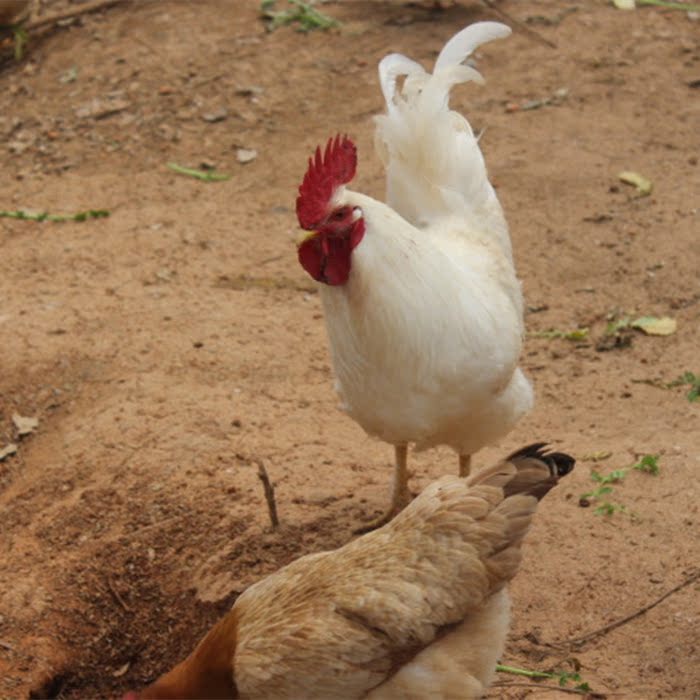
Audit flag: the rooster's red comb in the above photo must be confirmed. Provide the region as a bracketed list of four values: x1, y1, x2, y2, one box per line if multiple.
[296, 134, 357, 230]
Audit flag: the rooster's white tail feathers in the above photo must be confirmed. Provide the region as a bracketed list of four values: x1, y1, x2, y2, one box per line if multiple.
[375, 22, 511, 253]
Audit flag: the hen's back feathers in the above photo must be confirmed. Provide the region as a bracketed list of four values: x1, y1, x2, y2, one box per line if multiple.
[366, 445, 574, 699]
[375, 21, 511, 253]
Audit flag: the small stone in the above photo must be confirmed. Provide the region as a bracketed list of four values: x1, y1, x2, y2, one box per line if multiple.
[235, 85, 264, 97]
[75, 98, 130, 120]
[0, 444, 18, 461]
[236, 148, 257, 164]
[202, 107, 228, 123]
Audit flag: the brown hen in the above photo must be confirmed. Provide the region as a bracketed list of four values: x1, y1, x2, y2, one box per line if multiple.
[130, 443, 574, 700]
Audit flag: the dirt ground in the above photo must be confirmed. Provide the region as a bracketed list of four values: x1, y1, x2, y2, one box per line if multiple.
[0, 0, 698, 698]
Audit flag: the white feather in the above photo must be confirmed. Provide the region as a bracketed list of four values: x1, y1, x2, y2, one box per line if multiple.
[375, 21, 512, 254]
[378, 53, 425, 110]
[434, 21, 511, 71]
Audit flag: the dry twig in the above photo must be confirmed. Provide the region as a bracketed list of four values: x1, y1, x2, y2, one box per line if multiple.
[255, 458, 279, 529]
[534, 570, 700, 649]
[24, 0, 129, 32]
[490, 681, 606, 697]
[107, 577, 131, 612]
[482, 0, 557, 49]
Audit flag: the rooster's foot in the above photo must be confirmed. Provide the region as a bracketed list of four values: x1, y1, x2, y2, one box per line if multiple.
[353, 504, 404, 534]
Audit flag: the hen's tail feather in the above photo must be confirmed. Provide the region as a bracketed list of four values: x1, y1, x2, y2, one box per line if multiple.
[504, 443, 575, 500]
[480, 444, 574, 586]
[506, 442, 576, 478]
[466, 443, 575, 501]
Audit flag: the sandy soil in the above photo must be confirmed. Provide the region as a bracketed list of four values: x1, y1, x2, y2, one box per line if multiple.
[0, 1, 699, 698]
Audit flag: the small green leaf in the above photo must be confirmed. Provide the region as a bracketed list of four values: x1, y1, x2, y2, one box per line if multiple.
[633, 454, 660, 475]
[529, 327, 589, 341]
[595, 502, 625, 516]
[605, 317, 631, 335]
[0, 208, 110, 222]
[591, 469, 625, 485]
[261, 0, 339, 32]
[667, 372, 700, 402]
[638, 0, 700, 9]
[167, 162, 230, 182]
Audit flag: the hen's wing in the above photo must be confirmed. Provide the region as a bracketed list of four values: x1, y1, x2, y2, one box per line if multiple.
[232, 447, 574, 699]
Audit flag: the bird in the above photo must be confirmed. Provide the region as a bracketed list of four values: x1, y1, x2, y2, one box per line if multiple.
[295, 22, 533, 530]
[127, 444, 574, 700]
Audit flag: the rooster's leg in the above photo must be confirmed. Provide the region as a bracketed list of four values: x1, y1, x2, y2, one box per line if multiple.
[354, 444, 410, 534]
[459, 454, 472, 477]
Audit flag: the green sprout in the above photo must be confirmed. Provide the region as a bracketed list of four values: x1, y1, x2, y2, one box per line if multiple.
[594, 502, 627, 516]
[633, 454, 660, 476]
[668, 372, 700, 403]
[13, 25, 27, 60]
[496, 664, 592, 693]
[580, 468, 626, 514]
[261, 0, 339, 32]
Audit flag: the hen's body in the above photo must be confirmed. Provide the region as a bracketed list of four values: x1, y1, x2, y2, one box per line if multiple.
[136, 445, 574, 700]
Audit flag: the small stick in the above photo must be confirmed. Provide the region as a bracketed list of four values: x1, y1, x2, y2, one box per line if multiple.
[482, 0, 557, 50]
[255, 458, 279, 529]
[23, 0, 129, 32]
[542, 570, 700, 649]
[128, 515, 180, 538]
[107, 577, 131, 612]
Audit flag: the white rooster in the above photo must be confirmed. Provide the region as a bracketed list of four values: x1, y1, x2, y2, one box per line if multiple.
[296, 22, 533, 529]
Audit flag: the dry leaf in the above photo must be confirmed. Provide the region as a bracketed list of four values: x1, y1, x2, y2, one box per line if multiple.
[581, 451, 613, 462]
[12, 412, 38, 436]
[631, 316, 677, 336]
[618, 170, 653, 196]
[0, 443, 18, 461]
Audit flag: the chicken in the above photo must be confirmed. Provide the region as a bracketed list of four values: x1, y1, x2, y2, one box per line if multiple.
[128, 444, 574, 700]
[295, 22, 533, 529]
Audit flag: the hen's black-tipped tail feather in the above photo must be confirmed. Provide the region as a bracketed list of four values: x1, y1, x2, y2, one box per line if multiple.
[502, 442, 575, 500]
[506, 442, 576, 477]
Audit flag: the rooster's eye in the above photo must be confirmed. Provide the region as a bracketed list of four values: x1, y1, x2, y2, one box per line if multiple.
[331, 209, 345, 221]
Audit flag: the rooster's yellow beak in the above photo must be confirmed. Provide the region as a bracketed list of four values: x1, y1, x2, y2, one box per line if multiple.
[296, 229, 318, 247]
